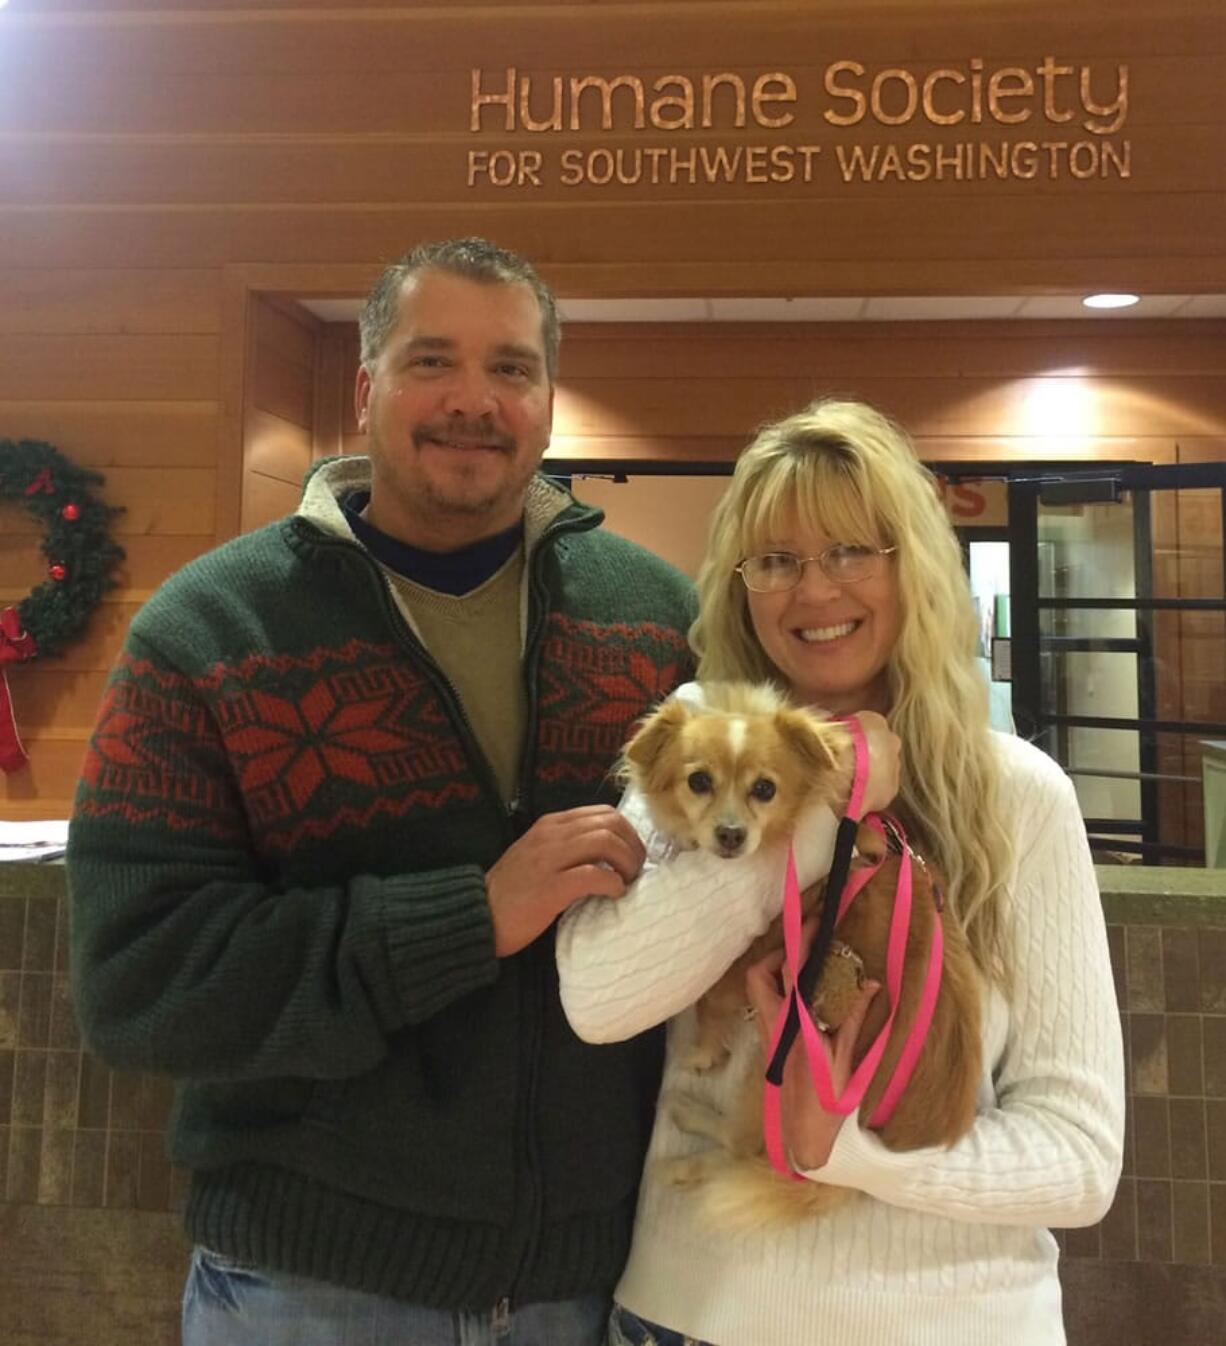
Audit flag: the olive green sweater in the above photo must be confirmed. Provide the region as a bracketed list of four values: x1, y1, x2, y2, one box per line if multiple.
[68, 460, 695, 1309]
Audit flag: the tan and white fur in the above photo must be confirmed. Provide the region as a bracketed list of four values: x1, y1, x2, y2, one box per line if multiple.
[621, 682, 983, 1226]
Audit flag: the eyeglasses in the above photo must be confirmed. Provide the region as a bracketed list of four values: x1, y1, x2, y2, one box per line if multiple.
[735, 544, 898, 593]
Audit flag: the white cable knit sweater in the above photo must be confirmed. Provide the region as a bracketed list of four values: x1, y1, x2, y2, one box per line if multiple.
[556, 690, 1124, 1346]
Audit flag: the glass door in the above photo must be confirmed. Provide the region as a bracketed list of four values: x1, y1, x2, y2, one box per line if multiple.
[1009, 462, 1226, 864]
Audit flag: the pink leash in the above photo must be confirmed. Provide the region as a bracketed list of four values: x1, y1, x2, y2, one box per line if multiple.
[762, 716, 944, 1180]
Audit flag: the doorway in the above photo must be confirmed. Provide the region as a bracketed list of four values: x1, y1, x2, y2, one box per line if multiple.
[1009, 462, 1226, 864]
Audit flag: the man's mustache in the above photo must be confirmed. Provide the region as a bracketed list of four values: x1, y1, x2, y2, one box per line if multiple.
[413, 420, 515, 452]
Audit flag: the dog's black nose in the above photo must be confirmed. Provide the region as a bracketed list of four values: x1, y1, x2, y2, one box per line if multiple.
[714, 824, 747, 854]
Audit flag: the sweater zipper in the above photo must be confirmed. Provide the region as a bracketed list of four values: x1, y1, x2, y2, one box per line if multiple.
[504, 535, 557, 1305]
[305, 510, 592, 1303]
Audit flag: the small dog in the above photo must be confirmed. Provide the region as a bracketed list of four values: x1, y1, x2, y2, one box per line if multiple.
[621, 682, 855, 1072]
[621, 682, 983, 1226]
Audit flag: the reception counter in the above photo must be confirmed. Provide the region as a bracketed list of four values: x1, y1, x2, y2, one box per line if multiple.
[2, 861, 1224, 1346]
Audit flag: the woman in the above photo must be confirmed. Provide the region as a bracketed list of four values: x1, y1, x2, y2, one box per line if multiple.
[556, 399, 1124, 1346]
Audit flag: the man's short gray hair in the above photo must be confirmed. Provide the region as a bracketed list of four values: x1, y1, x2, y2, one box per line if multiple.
[358, 237, 561, 381]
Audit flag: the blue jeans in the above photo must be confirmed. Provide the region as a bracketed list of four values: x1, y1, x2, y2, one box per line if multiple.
[607, 1303, 712, 1346]
[182, 1245, 610, 1346]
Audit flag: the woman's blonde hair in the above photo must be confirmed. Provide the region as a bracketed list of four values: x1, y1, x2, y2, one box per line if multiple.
[691, 399, 1012, 988]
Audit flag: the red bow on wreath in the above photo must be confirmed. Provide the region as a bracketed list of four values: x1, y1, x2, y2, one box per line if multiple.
[0, 606, 38, 775]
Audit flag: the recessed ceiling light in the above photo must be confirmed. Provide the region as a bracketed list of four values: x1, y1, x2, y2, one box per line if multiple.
[1082, 292, 1140, 310]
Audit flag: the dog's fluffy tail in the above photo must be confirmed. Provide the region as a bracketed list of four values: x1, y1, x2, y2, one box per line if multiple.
[699, 1156, 856, 1230]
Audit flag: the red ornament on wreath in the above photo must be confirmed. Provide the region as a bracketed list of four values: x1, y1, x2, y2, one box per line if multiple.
[0, 440, 125, 774]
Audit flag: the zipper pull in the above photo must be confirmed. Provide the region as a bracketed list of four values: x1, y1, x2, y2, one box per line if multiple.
[506, 795, 532, 840]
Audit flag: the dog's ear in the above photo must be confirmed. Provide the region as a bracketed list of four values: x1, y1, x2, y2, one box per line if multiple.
[620, 699, 690, 785]
[774, 707, 847, 777]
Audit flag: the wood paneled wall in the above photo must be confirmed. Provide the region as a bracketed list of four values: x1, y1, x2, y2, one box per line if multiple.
[3, 2, 1225, 294]
[325, 317, 1226, 466]
[3, 0, 1225, 293]
[0, 268, 224, 819]
[241, 297, 321, 533]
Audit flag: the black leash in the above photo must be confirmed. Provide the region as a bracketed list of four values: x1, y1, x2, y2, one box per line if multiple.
[764, 814, 859, 1086]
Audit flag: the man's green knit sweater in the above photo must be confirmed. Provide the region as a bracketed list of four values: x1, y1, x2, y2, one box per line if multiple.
[67, 460, 696, 1310]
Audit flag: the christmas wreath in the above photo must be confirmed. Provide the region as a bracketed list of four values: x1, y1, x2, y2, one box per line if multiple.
[0, 440, 125, 774]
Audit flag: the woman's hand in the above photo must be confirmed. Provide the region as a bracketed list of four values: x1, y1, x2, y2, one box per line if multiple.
[745, 917, 880, 1171]
[855, 710, 901, 815]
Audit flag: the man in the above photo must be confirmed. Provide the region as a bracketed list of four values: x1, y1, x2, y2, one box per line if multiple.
[68, 238, 697, 1344]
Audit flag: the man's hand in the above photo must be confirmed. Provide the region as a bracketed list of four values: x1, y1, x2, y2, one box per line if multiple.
[855, 710, 901, 815]
[486, 805, 646, 957]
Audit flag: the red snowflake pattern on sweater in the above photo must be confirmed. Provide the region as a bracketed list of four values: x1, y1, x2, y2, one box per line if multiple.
[534, 615, 690, 784]
[225, 684, 409, 809]
[213, 661, 473, 835]
[77, 618, 690, 847]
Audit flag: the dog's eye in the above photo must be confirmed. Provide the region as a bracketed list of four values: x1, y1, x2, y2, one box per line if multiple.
[749, 778, 777, 802]
[687, 770, 713, 794]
